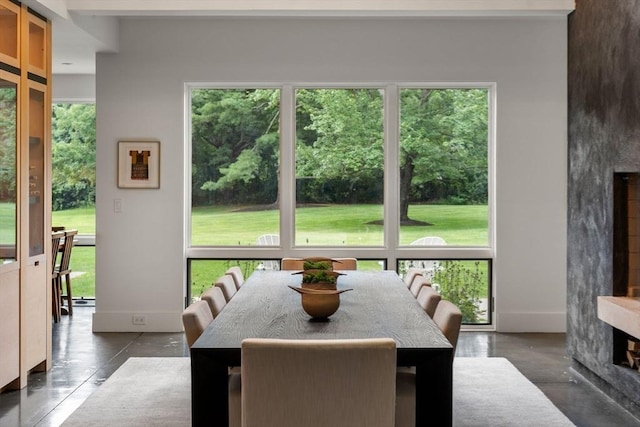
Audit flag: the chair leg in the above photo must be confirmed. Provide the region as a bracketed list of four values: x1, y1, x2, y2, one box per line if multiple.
[52, 277, 61, 323]
[64, 273, 73, 316]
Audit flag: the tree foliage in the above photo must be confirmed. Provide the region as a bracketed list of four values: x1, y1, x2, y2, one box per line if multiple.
[191, 89, 279, 206]
[191, 87, 488, 223]
[0, 86, 17, 202]
[52, 104, 96, 210]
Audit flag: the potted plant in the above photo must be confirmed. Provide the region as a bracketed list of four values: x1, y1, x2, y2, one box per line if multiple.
[301, 269, 342, 290]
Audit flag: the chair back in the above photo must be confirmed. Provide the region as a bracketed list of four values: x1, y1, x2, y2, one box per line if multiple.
[241, 338, 397, 427]
[409, 277, 429, 298]
[225, 266, 245, 289]
[256, 234, 280, 270]
[182, 300, 213, 347]
[332, 258, 357, 270]
[51, 231, 65, 273]
[403, 267, 423, 288]
[57, 229, 78, 274]
[214, 274, 237, 302]
[433, 300, 463, 356]
[416, 286, 441, 318]
[200, 286, 227, 318]
[281, 258, 304, 270]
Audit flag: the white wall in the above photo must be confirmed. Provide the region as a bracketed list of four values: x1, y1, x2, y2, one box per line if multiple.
[93, 17, 567, 332]
[52, 74, 95, 102]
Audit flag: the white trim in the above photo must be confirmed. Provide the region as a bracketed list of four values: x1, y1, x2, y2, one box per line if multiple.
[66, 0, 575, 17]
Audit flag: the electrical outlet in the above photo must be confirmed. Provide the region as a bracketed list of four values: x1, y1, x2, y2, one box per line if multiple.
[132, 315, 146, 325]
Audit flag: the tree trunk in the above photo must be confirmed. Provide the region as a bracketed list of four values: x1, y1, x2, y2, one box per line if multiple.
[399, 158, 414, 222]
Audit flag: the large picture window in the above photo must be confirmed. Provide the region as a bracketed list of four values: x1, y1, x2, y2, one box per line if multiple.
[188, 84, 493, 325]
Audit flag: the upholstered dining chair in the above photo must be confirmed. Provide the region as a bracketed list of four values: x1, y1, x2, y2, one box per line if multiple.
[200, 286, 227, 318]
[215, 274, 237, 302]
[332, 257, 357, 270]
[181, 300, 213, 347]
[433, 300, 463, 356]
[225, 266, 245, 289]
[240, 338, 397, 427]
[409, 276, 430, 298]
[416, 285, 442, 318]
[280, 257, 304, 270]
[403, 267, 423, 288]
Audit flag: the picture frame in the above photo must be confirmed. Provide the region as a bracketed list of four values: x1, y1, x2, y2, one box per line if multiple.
[117, 140, 160, 189]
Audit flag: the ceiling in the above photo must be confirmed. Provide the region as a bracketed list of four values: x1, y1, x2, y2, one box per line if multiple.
[20, 0, 575, 75]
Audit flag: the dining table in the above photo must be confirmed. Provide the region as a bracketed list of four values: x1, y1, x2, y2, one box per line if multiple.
[190, 269, 453, 427]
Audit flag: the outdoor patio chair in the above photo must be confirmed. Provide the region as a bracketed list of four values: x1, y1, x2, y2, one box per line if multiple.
[256, 234, 280, 270]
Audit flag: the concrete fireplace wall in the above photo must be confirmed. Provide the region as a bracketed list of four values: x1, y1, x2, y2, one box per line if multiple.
[568, 0, 640, 417]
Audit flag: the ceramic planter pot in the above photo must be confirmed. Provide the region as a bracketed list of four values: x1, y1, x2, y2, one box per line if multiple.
[288, 286, 352, 319]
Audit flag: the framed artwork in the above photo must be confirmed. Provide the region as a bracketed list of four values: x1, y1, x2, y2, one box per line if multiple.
[117, 140, 160, 189]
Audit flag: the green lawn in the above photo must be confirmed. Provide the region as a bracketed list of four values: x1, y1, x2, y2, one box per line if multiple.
[191, 204, 488, 246]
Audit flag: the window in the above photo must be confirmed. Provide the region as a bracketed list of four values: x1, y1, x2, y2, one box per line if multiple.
[399, 88, 489, 246]
[190, 89, 280, 246]
[0, 78, 17, 264]
[188, 84, 493, 325]
[51, 103, 96, 298]
[295, 88, 384, 246]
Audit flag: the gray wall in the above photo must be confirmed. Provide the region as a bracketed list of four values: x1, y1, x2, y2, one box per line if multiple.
[568, 0, 640, 415]
[94, 17, 567, 332]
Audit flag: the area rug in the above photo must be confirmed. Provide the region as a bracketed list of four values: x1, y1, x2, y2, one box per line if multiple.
[61, 357, 575, 426]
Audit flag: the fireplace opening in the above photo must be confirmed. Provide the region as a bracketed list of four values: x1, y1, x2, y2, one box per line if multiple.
[613, 173, 640, 298]
[611, 172, 640, 369]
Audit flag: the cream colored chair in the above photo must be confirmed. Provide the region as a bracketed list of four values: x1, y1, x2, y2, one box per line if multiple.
[215, 274, 237, 302]
[409, 276, 430, 298]
[226, 266, 245, 289]
[332, 257, 357, 270]
[181, 300, 213, 348]
[433, 300, 463, 356]
[240, 338, 397, 427]
[403, 267, 423, 288]
[416, 285, 441, 318]
[281, 258, 304, 270]
[200, 286, 227, 318]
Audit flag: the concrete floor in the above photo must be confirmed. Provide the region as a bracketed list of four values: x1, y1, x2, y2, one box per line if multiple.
[0, 306, 638, 427]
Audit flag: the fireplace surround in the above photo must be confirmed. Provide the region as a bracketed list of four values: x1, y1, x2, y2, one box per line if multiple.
[568, 0, 640, 419]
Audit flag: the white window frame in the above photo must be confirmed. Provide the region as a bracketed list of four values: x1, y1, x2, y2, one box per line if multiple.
[185, 82, 496, 268]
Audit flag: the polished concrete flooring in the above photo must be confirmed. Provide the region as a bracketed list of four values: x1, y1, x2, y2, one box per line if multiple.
[0, 306, 639, 427]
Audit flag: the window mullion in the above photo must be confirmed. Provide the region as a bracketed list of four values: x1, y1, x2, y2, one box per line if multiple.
[384, 84, 400, 265]
[280, 85, 295, 254]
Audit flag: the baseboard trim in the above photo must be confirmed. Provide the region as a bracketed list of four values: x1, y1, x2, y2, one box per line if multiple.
[92, 311, 182, 332]
[496, 311, 566, 332]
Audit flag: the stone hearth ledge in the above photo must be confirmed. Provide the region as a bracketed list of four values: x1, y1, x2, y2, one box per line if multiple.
[597, 297, 640, 340]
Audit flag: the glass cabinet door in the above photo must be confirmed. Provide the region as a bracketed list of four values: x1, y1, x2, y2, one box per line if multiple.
[0, 76, 17, 264]
[28, 86, 44, 257]
[0, 0, 20, 69]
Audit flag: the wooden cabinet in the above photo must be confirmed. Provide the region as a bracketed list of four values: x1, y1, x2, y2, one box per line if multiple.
[0, 0, 51, 391]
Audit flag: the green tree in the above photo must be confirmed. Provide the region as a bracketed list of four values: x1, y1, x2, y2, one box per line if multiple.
[399, 89, 488, 223]
[0, 86, 17, 202]
[191, 89, 279, 206]
[51, 104, 96, 210]
[295, 89, 384, 203]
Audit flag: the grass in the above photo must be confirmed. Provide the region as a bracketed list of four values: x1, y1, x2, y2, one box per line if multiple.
[191, 204, 488, 246]
[49, 204, 489, 301]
